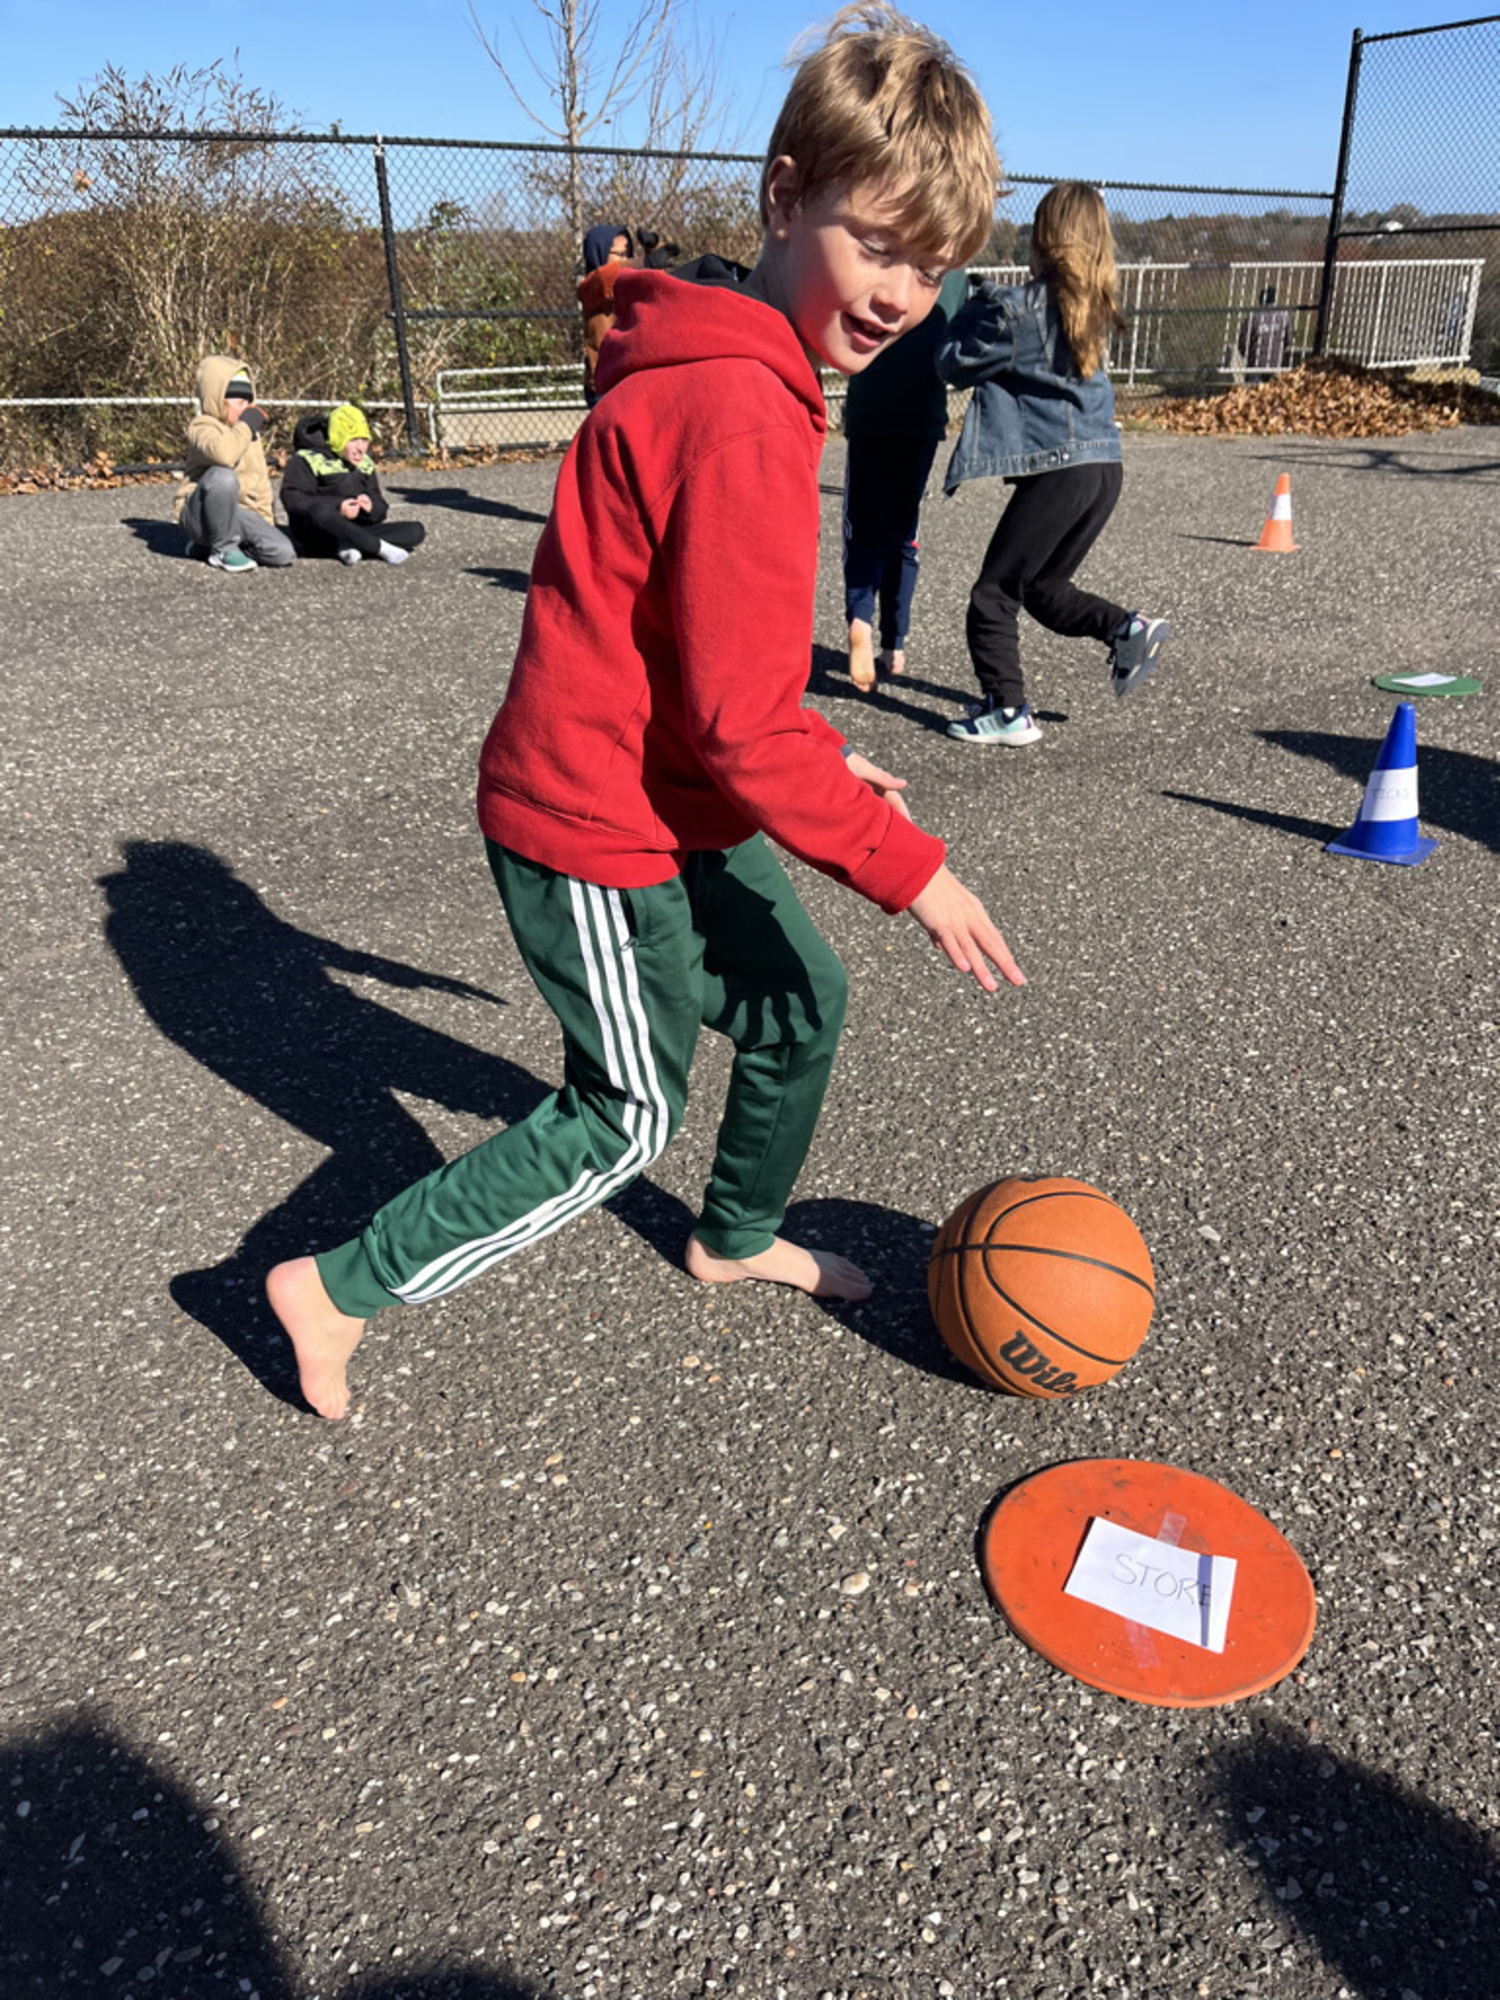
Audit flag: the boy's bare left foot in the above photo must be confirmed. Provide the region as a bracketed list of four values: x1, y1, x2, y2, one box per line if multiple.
[685, 1232, 872, 1302]
[848, 619, 876, 692]
[266, 1257, 367, 1420]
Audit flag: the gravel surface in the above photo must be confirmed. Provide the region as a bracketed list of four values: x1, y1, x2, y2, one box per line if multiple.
[1, 429, 1497, 2000]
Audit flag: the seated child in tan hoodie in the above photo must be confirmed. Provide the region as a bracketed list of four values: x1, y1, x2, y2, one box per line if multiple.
[175, 355, 295, 573]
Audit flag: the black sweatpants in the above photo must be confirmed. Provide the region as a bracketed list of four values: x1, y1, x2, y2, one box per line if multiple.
[966, 461, 1127, 708]
[290, 497, 426, 560]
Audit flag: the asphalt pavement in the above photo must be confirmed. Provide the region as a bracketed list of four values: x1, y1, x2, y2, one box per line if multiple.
[2, 426, 1497, 2000]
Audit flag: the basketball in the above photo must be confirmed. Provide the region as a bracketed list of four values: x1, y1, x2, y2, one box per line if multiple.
[927, 1176, 1154, 1398]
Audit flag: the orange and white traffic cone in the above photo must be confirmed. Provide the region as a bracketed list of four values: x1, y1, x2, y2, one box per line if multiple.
[1254, 473, 1299, 553]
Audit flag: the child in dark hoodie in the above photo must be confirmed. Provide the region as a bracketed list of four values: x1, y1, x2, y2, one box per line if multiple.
[268, 5, 1021, 1422]
[280, 404, 426, 566]
[577, 223, 633, 405]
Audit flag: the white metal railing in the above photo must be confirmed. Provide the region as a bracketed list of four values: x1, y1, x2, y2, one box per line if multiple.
[1221, 258, 1485, 375]
[0, 394, 436, 452]
[966, 263, 1189, 387]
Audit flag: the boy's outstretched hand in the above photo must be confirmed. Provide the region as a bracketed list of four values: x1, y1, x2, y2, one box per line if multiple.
[844, 749, 913, 820]
[907, 864, 1025, 992]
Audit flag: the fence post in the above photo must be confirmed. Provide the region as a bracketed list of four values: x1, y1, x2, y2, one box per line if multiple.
[374, 136, 422, 450]
[1314, 28, 1364, 358]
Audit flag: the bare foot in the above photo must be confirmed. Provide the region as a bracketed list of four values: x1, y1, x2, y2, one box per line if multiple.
[848, 619, 876, 692]
[685, 1232, 873, 1302]
[266, 1257, 367, 1420]
[879, 648, 906, 677]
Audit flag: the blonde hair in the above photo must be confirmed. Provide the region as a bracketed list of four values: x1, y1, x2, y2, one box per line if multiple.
[759, 4, 998, 267]
[1031, 181, 1125, 380]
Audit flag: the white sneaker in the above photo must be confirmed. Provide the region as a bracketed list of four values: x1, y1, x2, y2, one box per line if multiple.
[378, 541, 410, 565]
[338, 547, 362, 566]
[946, 697, 1043, 746]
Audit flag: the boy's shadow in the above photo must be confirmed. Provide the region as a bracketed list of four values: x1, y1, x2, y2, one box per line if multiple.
[122, 517, 196, 560]
[1, 1714, 555, 1999]
[101, 841, 553, 1406]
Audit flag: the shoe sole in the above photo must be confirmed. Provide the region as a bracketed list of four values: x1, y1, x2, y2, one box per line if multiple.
[1113, 619, 1169, 698]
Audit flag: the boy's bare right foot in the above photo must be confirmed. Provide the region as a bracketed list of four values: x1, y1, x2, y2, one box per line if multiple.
[879, 647, 906, 677]
[266, 1257, 367, 1420]
[685, 1232, 873, 1302]
[848, 619, 876, 692]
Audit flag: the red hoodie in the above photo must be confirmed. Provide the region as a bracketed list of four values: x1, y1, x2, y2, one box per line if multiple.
[477, 269, 945, 914]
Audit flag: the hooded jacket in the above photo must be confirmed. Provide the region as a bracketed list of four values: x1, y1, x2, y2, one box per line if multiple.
[175, 354, 276, 524]
[280, 412, 390, 528]
[577, 261, 625, 398]
[478, 269, 944, 914]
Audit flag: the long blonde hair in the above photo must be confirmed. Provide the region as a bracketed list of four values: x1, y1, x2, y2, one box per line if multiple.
[1030, 181, 1124, 380]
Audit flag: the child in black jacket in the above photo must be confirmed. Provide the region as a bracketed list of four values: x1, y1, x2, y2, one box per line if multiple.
[281, 404, 425, 565]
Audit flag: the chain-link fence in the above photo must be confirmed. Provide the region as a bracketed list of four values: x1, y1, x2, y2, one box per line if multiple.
[0, 127, 1339, 467]
[1318, 15, 1500, 379]
[3, 42, 1494, 476]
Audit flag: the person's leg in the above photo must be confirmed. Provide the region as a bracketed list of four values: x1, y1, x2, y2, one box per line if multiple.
[842, 436, 884, 691]
[181, 465, 242, 557]
[1021, 463, 1128, 644]
[877, 437, 938, 666]
[963, 488, 1035, 708]
[377, 520, 425, 552]
[268, 844, 703, 1415]
[682, 838, 867, 1300]
[236, 508, 297, 568]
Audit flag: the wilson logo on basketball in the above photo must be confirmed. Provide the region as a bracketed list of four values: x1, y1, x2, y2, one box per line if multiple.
[997, 1330, 1080, 1396]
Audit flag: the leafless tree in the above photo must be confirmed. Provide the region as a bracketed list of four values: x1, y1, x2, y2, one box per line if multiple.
[466, 0, 737, 254]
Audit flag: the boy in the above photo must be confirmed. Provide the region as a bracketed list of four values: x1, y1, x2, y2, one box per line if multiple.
[269, 2, 1022, 1420]
[280, 402, 426, 565]
[176, 355, 295, 572]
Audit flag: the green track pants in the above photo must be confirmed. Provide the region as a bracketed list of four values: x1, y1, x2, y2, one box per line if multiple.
[316, 836, 848, 1318]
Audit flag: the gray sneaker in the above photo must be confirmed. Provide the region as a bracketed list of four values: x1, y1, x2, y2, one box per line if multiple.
[1111, 615, 1169, 697]
[946, 696, 1043, 746]
[208, 545, 256, 574]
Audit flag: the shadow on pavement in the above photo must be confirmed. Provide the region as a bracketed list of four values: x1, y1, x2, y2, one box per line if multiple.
[385, 486, 548, 523]
[1258, 727, 1500, 854]
[122, 517, 197, 560]
[0, 1715, 556, 1999]
[466, 566, 533, 594]
[1245, 443, 1500, 481]
[1163, 793, 1344, 846]
[806, 641, 964, 735]
[98, 841, 549, 1406]
[1203, 1718, 1499, 2000]
[783, 1195, 978, 1385]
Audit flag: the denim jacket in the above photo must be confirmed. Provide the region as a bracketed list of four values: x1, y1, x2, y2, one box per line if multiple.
[935, 278, 1121, 492]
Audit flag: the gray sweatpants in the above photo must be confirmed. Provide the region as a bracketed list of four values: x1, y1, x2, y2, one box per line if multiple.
[181, 464, 295, 566]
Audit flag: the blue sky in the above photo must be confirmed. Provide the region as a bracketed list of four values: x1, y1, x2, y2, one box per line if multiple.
[0, 0, 1407, 195]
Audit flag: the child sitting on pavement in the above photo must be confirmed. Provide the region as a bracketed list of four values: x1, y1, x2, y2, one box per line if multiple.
[176, 356, 296, 573]
[280, 404, 426, 566]
[267, 1, 1022, 1422]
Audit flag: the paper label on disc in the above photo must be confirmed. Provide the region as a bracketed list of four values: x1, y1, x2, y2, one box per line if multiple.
[1064, 1518, 1236, 1653]
[1388, 673, 1457, 688]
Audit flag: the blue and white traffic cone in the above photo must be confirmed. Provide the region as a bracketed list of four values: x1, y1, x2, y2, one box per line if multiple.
[1326, 701, 1437, 865]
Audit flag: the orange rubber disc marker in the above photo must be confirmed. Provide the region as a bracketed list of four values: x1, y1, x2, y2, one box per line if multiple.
[979, 1458, 1315, 1707]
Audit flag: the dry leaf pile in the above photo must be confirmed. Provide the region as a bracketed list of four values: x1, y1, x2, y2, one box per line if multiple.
[1137, 358, 1500, 439]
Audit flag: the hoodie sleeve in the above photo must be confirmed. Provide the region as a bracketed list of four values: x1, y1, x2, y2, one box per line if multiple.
[935, 285, 1020, 386]
[278, 452, 317, 517]
[186, 413, 263, 471]
[660, 420, 944, 914]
